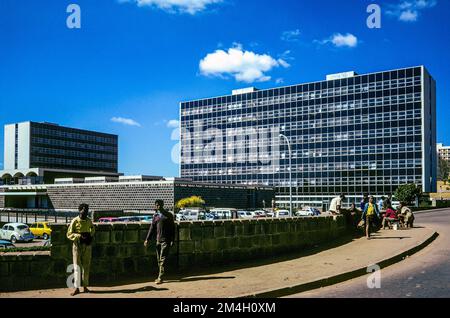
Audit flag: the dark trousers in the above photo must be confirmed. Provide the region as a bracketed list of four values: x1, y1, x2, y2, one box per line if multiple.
[156, 242, 171, 280]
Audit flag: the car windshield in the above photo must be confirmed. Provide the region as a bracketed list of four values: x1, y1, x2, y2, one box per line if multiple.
[17, 225, 28, 231]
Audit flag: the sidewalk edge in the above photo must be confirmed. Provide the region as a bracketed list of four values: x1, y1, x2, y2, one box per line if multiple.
[236, 231, 439, 298]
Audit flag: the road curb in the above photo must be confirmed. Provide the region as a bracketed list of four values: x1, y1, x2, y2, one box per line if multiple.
[237, 231, 439, 298]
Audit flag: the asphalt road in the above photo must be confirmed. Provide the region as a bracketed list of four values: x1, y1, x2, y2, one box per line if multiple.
[287, 208, 450, 298]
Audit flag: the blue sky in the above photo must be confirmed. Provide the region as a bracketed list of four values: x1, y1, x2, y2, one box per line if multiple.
[1, 0, 449, 176]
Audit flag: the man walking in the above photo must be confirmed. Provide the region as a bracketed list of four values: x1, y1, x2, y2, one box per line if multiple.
[144, 200, 175, 285]
[67, 203, 95, 296]
[361, 196, 381, 239]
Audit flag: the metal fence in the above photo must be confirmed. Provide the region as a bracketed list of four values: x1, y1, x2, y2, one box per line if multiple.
[0, 209, 78, 225]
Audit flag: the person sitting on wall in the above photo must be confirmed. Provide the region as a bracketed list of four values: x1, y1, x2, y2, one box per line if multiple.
[346, 202, 362, 230]
[382, 204, 398, 230]
[144, 200, 175, 285]
[67, 203, 95, 296]
[398, 203, 415, 229]
[329, 194, 346, 215]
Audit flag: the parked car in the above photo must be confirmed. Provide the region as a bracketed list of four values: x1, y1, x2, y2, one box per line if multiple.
[238, 211, 254, 219]
[135, 215, 153, 223]
[296, 207, 321, 217]
[275, 210, 290, 218]
[253, 210, 268, 218]
[29, 222, 52, 240]
[0, 240, 15, 250]
[0, 223, 34, 243]
[177, 209, 205, 221]
[98, 217, 120, 223]
[209, 208, 238, 220]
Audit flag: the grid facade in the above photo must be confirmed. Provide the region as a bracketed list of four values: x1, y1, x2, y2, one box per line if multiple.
[180, 66, 437, 204]
[438, 145, 450, 161]
[28, 122, 118, 173]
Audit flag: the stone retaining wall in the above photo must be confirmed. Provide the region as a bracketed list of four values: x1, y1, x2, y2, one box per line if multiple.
[0, 216, 347, 291]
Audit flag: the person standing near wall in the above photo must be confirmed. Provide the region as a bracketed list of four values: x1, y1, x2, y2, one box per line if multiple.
[144, 200, 175, 285]
[67, 203, 95, 296]
[361, 196, 381, 240]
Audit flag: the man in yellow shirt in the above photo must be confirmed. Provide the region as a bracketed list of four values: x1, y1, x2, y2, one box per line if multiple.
[67, 203, 95, 296]
[361, 196, 381, 239]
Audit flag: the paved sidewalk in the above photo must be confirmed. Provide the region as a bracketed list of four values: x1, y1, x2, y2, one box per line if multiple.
[0, 227, 437, 298]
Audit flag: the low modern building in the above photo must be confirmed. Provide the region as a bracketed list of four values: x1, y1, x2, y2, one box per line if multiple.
[180, 66, 437, 208]
[0, 121, 120, 185]
[0, 177, 274, 211]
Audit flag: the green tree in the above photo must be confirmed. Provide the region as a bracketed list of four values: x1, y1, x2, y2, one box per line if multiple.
[438, 158, 450, 185]
[175, 196, 206, 210]
[394, 184, 422, 205]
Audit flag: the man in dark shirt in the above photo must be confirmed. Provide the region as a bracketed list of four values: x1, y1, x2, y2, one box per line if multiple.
[144, 200, 175, 285]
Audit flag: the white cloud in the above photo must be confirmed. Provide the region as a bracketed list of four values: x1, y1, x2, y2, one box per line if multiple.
[199, 44, 290, 83]
[399, 10, 418, 21]
[167, 119, 180, 128]
[331, 33, 358, 48]
[387, 0, 437, 22]
[281, 29, 301, 42]
[111, 117, 142, 127]
[119, 0, 222, 14]
[317, 33, 358, 48]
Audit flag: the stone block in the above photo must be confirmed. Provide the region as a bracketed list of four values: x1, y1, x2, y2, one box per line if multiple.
[191, 226, 203, 240]
[124, 230, 139, 243]
[239, 236, 251, 249]
[271, 234, 280, 245]
[224, 223, 235, 237]
[105, 245, 118, 258]
[213, 225, 225, 238]
[51, 245, 72, 260]
[122, 258, 137, 273]
[216, 238, 227, 250]
[94, 231, 110, 244]
[202, 239, 217, 252]
[226, 237, 239, 249]
[0, 262, 9, 277]
[9, 261, 30, 276]
[110, 230, 124, 244]
[140, 229, 149, 242]
[179, 241, 195, 253]
[179, 226, 191, 241]
[202, 226, 214, 239]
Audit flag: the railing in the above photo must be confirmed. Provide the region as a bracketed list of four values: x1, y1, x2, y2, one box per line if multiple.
[0, 209, 78, 225]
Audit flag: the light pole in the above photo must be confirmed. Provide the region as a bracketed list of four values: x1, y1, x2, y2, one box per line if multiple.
[279, 134, 293, 217]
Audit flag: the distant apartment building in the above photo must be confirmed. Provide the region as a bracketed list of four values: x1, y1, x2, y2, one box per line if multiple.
[1, 121, 119, 185]
[180, 66, 437, 207]
[437, 143, 450, 161]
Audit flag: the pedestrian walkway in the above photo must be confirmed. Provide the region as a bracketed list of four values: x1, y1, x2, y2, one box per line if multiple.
[0, 227, 437, 298]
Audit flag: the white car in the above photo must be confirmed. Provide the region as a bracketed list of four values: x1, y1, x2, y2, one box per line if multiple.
[177, 209, 205, 221]
[238, 211, 254, 219]
[253, 210, 268, 218]
[296, 207, 321, 217]
[209, 208, 238, 220]
[275, 210, 291, 218]
[0, 223, 34, 244]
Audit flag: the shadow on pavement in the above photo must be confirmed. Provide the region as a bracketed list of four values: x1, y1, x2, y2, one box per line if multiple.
[89, 285, 169, 294]
[166, 276, 235, 283]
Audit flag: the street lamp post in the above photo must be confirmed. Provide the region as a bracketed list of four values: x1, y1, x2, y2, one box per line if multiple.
[279, 134, 293, 217]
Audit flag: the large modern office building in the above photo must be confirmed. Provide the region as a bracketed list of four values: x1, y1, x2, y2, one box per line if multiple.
[180, 66, 437, 207]
[0, 121, 119, 185]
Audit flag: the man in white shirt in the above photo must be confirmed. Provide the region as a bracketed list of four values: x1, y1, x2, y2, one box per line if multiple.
[329, 194, 346, 215]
